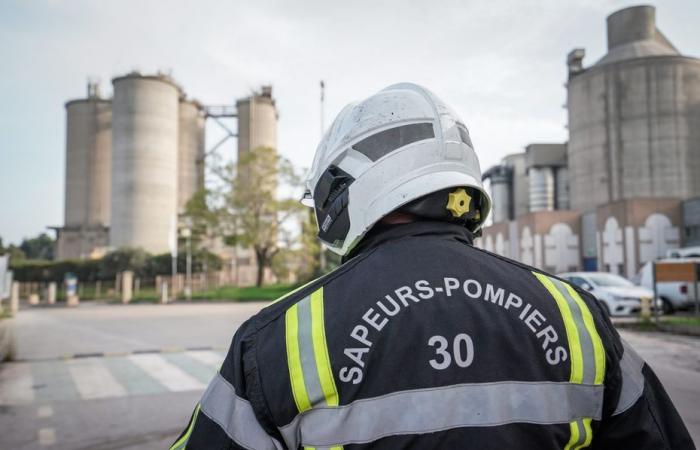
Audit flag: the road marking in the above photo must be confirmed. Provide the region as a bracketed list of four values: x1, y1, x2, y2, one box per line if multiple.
[128, 354, 205, 392]
[38, 428, 56, 446]
[102, 356, 166, 396]
[0, 363, 35, 405]
[187, 350, 225, 368]
[38, 405, 53, 418]
[68, 359, 127, 399]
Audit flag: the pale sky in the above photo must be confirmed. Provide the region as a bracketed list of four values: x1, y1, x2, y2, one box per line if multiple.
[1, 0, 698, 245]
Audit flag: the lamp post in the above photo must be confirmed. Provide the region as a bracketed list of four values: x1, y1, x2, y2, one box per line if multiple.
[182, 227, 192, 301]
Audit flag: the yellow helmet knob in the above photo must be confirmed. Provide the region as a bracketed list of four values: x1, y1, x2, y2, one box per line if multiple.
[446, 188, 472, 218]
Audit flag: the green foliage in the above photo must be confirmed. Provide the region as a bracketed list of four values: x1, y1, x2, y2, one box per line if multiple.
[19, 233, 55, 260]
[0, 236, 27, 261]
[9, 248, 222, 282]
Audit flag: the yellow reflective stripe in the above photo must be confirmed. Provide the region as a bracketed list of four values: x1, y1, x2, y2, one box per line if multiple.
[564, 283, 606, 385]
[564, 420, 580, 450]
[310, 287, 339, 407]
[170, 403, 201, 450]
[533, 272, 584, 383]
[286, 304, 312, 412]
[575, 418, 593, 450]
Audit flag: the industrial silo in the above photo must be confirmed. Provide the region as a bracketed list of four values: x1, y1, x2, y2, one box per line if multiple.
[566, 5, 700, 212]
[525, 143, 567, 212]
[110, 73, 180, 253]
[236, 85, 278, 158]
[178, 99, 206, 213]
[482, 165, 512, 224]
[64, 82, 112, 228]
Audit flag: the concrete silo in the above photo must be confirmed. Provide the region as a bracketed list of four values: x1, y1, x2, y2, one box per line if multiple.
[110, 73, 180, 253]
[236, 85, 278, 158]
[178, 99, 206, 213]
[56, 82, 112, 260]
[567, 5, 700, 212]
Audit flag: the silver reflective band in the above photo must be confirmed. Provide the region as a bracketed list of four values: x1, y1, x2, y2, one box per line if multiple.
[613, 339, 646, 416]
[200, 373, 283, 450]
[279, 381, 604, 448]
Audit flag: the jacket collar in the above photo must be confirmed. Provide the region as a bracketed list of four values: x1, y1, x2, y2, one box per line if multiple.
[343, 220, 474, 263]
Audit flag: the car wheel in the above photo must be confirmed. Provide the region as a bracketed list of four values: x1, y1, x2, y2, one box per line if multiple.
[661, 298, 674, 315]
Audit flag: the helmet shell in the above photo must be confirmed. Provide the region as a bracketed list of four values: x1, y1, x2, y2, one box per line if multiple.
[305, 83, 491, 255]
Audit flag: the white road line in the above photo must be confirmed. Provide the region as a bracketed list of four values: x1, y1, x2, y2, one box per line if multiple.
[0, 363, 35, 405]
[38, 428, 56, 446]
[128, 354, 205, 392]
[187, 350, 224, 368]
[38, 405, 53, 418]
[68, 359, 127, 400]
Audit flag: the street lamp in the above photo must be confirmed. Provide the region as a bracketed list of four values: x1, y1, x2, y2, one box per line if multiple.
[182, 227, 192, 301]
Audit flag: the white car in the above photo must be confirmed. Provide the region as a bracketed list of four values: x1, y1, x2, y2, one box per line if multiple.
[557, 272, 655, 316]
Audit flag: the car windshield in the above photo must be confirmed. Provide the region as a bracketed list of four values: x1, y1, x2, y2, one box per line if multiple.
[587, 274, 634, 288]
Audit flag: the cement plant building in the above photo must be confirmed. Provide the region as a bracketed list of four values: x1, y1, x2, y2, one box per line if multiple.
[55, 72, 278, 268]
[477, 5, 700, 279]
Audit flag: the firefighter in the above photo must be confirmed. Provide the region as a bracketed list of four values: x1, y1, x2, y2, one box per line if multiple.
[172, 83, 693, 449]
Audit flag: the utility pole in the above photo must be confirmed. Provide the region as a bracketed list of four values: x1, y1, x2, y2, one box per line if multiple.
[319, 80, 327, 272]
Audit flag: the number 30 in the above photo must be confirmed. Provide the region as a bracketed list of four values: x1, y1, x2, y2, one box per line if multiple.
[428, 333, 474, 370]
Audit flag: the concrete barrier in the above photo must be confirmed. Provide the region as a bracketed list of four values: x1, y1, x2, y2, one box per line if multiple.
[10, 282, 19, 316]
[29, 293, 39, 306]
[47, 282, 57, 305]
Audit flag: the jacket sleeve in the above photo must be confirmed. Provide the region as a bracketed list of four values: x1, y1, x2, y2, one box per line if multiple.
[170, 321, 284, 450]
[596, 336, 695, 449]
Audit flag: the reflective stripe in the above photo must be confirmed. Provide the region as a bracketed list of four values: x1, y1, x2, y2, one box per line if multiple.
[565, 418, 592, 450]
[563, 283, 606, 385]
[285, 289, 343, 449]
[534, 273, 584, 383]
[170, 403, 200, 450]
[311, 288, 339, 407]
[278, 381, 604, 448]
[613, 339, 646, 416]
[199, 372, 282, 450]
[285, 303, 312, 412]
[534, 273, 605, 449]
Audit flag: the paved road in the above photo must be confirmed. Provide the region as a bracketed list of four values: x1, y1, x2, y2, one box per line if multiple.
[0, 303, 698, 449]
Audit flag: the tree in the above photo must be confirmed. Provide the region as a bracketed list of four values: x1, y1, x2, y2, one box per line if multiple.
[217, 147, 304, 287]
[19, 233, 54, 260]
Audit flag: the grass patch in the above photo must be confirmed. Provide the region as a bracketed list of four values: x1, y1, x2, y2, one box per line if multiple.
[190, 284, 296, 302]
[660, 316, 700, 328]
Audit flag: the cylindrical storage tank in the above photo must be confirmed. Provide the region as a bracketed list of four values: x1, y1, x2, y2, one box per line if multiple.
[485, 166, 512, 224]
[178, 99, 206, 213]
[529, 167, 555, 212]
[566, 5, 700, 211]
[64, 97, 112, 227]
[110, 74, 180, 253]
[555, 167, 570, 210]
[236, 86, 278, 159]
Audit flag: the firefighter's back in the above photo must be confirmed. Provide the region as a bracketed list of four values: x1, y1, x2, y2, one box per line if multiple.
[255, 222, 612, 449]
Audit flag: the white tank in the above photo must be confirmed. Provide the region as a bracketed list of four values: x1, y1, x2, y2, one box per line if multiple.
[178, 99, 206, 213]
[110, 74, 180, 253]
[236, 85, 278, 158]
[64, 89, 112, 227]
[529, 167, 555, 212]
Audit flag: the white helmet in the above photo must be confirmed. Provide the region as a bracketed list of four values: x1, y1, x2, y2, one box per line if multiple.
[303, 83, 491, 256]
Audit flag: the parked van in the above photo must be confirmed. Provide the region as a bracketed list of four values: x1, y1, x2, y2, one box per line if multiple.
[634, 258, 700, 313]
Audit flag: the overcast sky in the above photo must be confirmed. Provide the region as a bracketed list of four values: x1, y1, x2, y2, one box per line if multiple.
[1, 0, 699, 245]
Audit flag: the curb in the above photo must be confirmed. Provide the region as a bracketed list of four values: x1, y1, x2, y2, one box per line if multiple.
[13, 346, 228, 363]
[615, 321, 700, 338]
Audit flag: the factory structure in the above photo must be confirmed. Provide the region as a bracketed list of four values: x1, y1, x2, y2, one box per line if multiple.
[476, 5, 700, 279]
[54, 72, 278, 286]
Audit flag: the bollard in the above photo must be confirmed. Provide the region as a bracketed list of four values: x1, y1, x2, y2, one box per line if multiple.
[67, 295, 80, 307]
[29, 293, 39, 306]
[10, 282, 19, 316]
[121, 271, 133, 304]
[161, 281, 169, 304]
[640, 296, 652, 320]
[47, 282, 57, 305]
